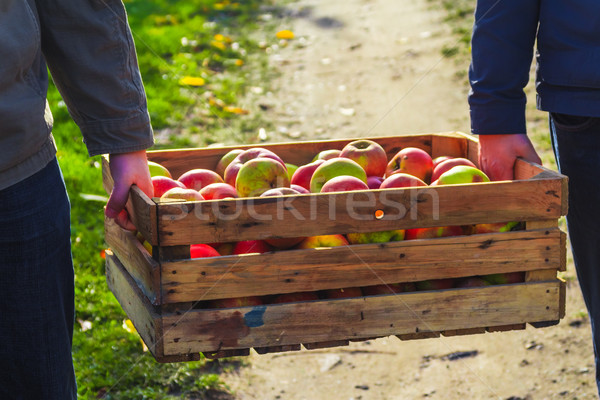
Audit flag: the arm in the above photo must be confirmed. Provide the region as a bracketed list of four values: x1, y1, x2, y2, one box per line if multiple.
[35, 0, 154, 228]
[469, 0, 542, 179]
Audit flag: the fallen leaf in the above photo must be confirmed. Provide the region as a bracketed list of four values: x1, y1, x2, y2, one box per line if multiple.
[179, 76, 205, 86]
[276, 30, 295, 40]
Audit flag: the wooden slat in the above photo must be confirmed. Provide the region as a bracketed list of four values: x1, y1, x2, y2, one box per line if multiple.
[303, 340, 349, 350]
[160, 228, 562, 303]
[105, 252, 163, 358]
[146, 134, 440, 179]
[105, 217, 161, 305]
[486, 324, 526, 333]
[442, 328, 486, 337]
[397, 332, 440, 340]
[156, 177, 565, 245]
[254, 344, 302, 354]
[430, 132, 468, 159]
[160, 282, 562, 354]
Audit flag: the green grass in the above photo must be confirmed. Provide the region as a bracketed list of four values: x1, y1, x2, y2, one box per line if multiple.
[48, 0, 285, 398]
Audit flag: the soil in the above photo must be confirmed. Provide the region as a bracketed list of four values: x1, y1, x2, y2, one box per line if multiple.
[220, 0, 598, 398]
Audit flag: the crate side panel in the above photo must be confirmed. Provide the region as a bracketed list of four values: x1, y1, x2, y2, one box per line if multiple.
[156, 178, 564, 245]
[160, 228, 562, 303]
[105, 252, 162, 357]
[161, 281, 562, 354]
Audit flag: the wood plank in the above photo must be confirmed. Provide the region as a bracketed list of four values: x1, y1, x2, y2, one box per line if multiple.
[105, 217, 161, 305]
[303, 340, 349, 350]
[430, 132, 469, 159]
[397, 332, 440, 340]
[160, 228, 562, 303]
[147, 134, 438, 179]
[254, 344, 302, 354]
[156, 177, 565, 245]
[486, 324, 526, 333]
[160, 282, 562, 354]
[525, 269, 557, 282]
[442, 328, 486, 337]
[105, 252, 163, 358]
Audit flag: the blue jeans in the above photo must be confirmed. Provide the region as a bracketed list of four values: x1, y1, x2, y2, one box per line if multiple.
[0, 158, 77, 399]
[550, 113, 600, 394]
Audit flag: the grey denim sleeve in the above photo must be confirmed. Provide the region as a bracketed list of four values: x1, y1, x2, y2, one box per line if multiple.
[35, 0, 154, 156]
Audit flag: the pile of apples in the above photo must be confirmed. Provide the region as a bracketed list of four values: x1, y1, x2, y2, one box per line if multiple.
[136, 140, 523, 306]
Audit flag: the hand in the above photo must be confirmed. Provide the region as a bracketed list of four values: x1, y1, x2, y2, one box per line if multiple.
[105, 150, 153, 230]
[478, 134, 542, 181]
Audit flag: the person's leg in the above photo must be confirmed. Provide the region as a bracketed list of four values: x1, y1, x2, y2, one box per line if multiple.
[0, 158, 77, 399]
[550, 113, 600, 394]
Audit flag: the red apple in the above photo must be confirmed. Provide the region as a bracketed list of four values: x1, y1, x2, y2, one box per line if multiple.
[340, 139, 388, 177]
[367, 176, 384, 189]
[260, 187, 302, 197]
[214, 242, 235, 255]
[309, 158, 367, 193]
[416, 278, 455, 291]
[199, 182, 238, 200]
[433, 165, 490, 185]
[178, 168, 224, 191]
[320, 175, 369, 193]
[312, 149, 342, 162]
[290, 159, 325, 191]
[473, 221, 520, 234]
[235, 158, 290, 198]
[362, 283, 403, 296]
[151, 176, 185, 197]
[223, 148, 286, 187]
[323, 287, 363, 299]
[273, 291, 320, 303]
[215, 148, 244, 178]
[385, 147, 434, 183]
[233, 240, 272, 254]
[160, 187, 205, 201]
[379, 173, 427, 189]
[290, 184, 310, 194]
[404, 225, 465, 240]
[295, 234, 349, 249]
[432, 156, 453, 168]
[190, 243, 221, 258]
[209, 296, 264, 308]
[430, 158, 477, 182]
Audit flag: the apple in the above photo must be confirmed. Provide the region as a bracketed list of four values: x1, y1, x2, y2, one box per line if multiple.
[285, 163, 299, 181]
[259, 187, 305, 249]
[295, 234, 349, 249]
[148, 160, 171, 178]
[312, 149, 341, 162]
[233, 240, 272, 254]
[199, 182, 238, 200]
[323, 287, 363, 299]
[346, 229, 404, 244]
[235, 158, 290, 198]
[320, 175, 369, 193]
[432, 156, 453, 168]
[430, 158, 477, 182]
[340, 139, 388, 177]
[190, 243, 221, 258]
[404, 225, 465, 240]
[473, 221, 520, 234]
[379, 173, 427, 189]
[159, 187, 204, 201]
[214, 242, 235, 255]
[209, 296, 264, 308]
[215, 148, 244, 178]
[223, 148, 286, 187]
[309, 158, 367, 193]
[178, 168, 223, 191]
[151, 176, 185, 197]
[367, 176, 384, 189]
[291, 184, 310, 194]
[136, 231, 153, 255]
[416, 278, 455, 291]
[260, 187, 302, 197]
[362, 283, 403, 296]
[454, 277, 491, 288]
[482, 272, 525, 285]
[290, 159, 325, 191]
[273, 291, 320, 303]
[433, 165, 490, 185]
[385, 147, 434, 183]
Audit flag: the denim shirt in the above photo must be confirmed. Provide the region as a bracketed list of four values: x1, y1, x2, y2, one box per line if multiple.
[0, 0, 154, 190]
[468, 0, 600, 135]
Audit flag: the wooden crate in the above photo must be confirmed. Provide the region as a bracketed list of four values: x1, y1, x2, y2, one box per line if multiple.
[103, 132, 567, 362]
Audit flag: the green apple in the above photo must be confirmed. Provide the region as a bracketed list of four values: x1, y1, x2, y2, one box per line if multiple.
[434, 165, 490, 185]
[235, 158, 290, 197]
[148, 161, 171, 178]
[346, 230, 405, 244]
[215, 149, 244, 178]
[309, 158, 367, 193]
[285, 163, 298, 181]
[312, 149, 341, 162]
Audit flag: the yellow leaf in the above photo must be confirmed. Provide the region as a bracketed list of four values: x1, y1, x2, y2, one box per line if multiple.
[224, 106, 249, 115]
[210, 40, 227, 50]
[214, 34, 232, 43]
[234, 59, 244, 66]
[276, 30, 295, 40]
[122, 319, 136, 334]
[179, 76, 205, 86]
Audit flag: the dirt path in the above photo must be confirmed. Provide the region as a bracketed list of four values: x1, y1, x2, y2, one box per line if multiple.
[221, 0, 598, 398]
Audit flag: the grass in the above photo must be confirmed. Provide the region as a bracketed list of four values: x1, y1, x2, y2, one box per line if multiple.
[47, 0, 289, 398]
